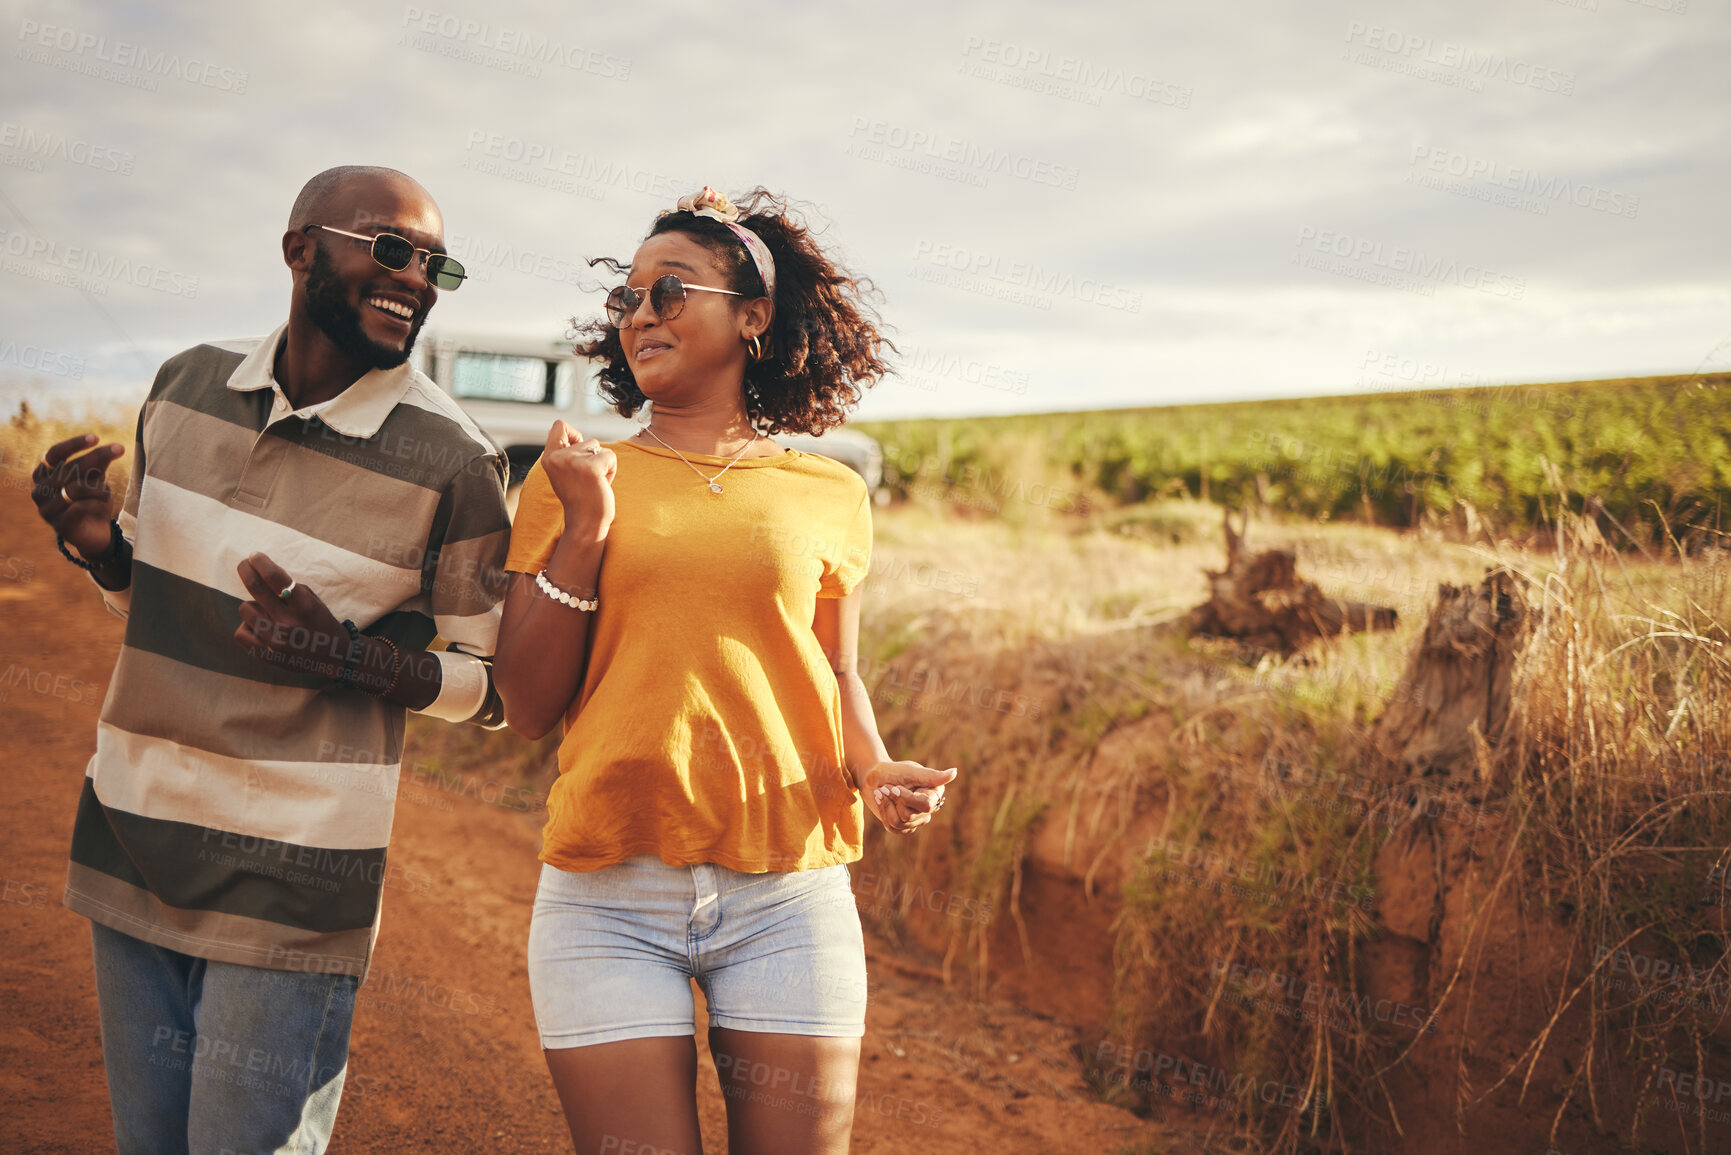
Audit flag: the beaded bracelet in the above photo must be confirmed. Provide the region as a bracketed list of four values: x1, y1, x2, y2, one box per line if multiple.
[57, 518, 131, 589]
[535, 569, 598, 612]
[337, 620, 363, 688]
[377, 636, 404, 699]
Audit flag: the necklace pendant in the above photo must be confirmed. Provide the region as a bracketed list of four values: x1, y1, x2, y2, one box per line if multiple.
[708, 482, 724, 494]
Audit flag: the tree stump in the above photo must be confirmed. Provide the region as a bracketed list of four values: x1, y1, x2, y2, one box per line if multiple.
[1370, 567, 1530, 781]
[1186, 510, 1399, 656]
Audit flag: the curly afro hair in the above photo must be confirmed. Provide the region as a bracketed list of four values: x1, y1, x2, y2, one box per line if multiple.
[572, 188, 893, 436]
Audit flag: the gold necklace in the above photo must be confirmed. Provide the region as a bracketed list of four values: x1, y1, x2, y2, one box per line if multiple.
[638, 424, 762, 495]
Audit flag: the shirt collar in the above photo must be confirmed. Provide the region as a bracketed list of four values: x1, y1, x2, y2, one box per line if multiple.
[226, 320, 416, 439]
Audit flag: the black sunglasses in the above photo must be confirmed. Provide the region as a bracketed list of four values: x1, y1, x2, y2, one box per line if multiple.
[605, 274, 741, 328]
[303, 224, 467, 291]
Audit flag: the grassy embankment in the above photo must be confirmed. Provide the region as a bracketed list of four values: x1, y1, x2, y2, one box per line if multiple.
[849, 373, 1731, 1151]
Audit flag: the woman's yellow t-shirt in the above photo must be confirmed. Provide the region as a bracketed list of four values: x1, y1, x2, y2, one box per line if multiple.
[504, 439, 872, 874]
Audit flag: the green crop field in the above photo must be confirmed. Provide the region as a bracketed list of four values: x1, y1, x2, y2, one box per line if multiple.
[858, 372, 1731, 545]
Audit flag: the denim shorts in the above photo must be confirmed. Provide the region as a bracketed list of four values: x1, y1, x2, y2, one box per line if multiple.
[527, 855, 868, 1049]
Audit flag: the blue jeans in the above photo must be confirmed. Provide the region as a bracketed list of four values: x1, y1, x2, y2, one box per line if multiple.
[89, 920, 358, 1155]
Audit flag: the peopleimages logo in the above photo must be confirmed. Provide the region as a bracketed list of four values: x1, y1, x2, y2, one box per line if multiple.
[1210, 958, 1437, 1034]
[0, 122, 134, 174]
[460, 130, 693, 203]
[1293, 226, 1525, 300]
[15, 19, 249, 93]
[957, 36, 1193, 109]
[1357, 348, 1491, 389]
[400, 8, 630, 79]
[443, 231, 586, 287]
[910, 239, 1142, 313]
[0, 341, 85, 379]
[1342, 21, 1575, 95]
[0, 226, 200, 298]
[846, 117, 1080, 191]
[897, 345, 1030, 396]
[1407, 145, 1639, 220]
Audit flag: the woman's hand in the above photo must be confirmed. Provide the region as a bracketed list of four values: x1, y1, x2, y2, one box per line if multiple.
[541, 420, 617, 542]
[860, 760, 957, 835]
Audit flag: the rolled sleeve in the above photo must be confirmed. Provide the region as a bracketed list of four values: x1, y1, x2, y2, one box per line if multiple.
[413, 450, 509, 728]
[94, 574, 132, 619]
[414, 649, 492, 725]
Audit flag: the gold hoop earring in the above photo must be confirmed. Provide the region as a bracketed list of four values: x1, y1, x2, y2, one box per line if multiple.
[747, 334, 770, 363]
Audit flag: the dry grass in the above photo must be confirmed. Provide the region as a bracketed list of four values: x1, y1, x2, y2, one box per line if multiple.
[1476, 500, 1731, 1151]
[856, 497, 1484, 1150]
[858, 480, 1731, 1153]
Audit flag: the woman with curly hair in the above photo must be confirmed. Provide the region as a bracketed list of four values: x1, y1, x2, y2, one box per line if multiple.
[494, 187, 958, 1155]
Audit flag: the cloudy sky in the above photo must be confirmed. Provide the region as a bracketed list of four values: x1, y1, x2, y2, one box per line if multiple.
[2, 0, 1727, 422]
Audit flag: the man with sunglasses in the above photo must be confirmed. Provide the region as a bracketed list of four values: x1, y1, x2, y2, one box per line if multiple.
[28, 165, 508, 1154]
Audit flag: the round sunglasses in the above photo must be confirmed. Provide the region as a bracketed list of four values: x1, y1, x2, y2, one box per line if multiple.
[605, 274, 742, 328]
[303, 224, 467, 291]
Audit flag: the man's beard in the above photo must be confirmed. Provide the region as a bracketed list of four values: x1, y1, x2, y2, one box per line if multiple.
[304, 244, 425, 371]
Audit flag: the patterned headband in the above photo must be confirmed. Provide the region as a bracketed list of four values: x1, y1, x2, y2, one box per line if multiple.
[671, 187, 776, 300]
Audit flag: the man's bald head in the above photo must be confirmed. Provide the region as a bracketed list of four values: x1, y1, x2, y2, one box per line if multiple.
[287, 166, 437, 233]
[282, 166, 448, 374]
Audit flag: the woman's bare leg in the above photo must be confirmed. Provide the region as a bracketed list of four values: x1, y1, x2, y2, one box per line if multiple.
[708, 1028, 860, 1155]
[544, 1036, 704, 1155]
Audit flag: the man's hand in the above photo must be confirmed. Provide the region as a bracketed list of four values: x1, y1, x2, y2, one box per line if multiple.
[234, 552, 350, 681]
[30, 433, 126, 559]
[861, 760, 958, 835]
[541, 420, 616, 542]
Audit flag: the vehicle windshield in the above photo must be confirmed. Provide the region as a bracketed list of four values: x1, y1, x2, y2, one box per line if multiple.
[451, 353, 554, 405]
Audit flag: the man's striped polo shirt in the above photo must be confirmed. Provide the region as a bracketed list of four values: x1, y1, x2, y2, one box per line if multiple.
[64, 322, 510, 978]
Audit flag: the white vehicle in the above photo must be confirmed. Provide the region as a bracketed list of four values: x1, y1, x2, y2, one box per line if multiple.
[414, 331, 885, 495]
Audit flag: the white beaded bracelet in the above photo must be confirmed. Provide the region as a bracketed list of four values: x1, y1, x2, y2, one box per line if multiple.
[535, 569, 598, 612]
